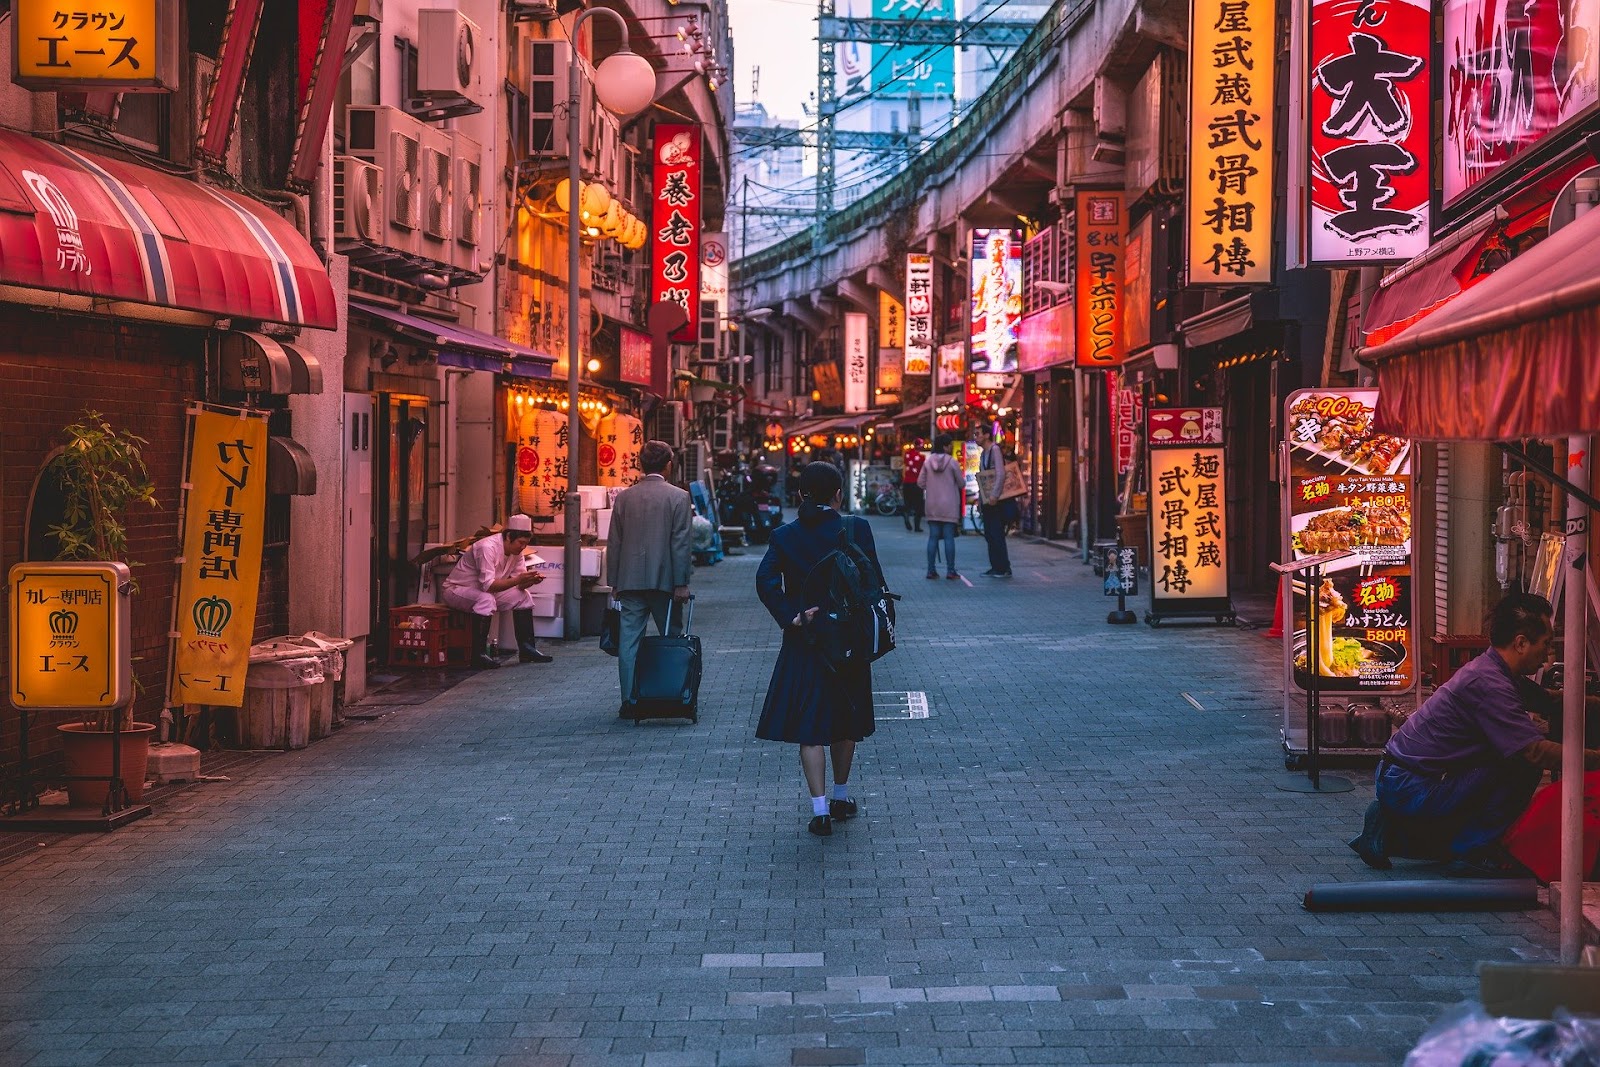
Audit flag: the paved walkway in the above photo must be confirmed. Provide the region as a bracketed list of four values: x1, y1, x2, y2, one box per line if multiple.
[0, 517, 1556, 1066]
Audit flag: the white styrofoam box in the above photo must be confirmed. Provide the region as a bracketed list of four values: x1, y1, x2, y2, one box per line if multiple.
[530, 592, 560, 617]
[533, 613, 564, 638]
[578, 485, 609, 510]
[581, 546, 604, 578]
[582, 508, 599, 537]
[596, 508, 612, 540]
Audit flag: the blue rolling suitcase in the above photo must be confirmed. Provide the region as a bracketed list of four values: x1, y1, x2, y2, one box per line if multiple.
[627, 595, 701, 724]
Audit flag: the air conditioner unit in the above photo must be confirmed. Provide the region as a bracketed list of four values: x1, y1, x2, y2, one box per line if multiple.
[417, 9, 481, 101]
[452, 131, 483, 275]
[335, 155, 383, 243]
[418, 123, 453, 258]
[345, 104, 424, 256]
[528, 39, 596, 161]
[681, 439, 710, 486]
[650, 402, 685, 449]
[710, 413, 732, 453]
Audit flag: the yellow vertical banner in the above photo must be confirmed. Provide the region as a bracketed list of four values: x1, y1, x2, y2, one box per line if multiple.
[170, 408, 269, 708]
[1186, 0, 1275, 284]
[878, 291, 905, 350]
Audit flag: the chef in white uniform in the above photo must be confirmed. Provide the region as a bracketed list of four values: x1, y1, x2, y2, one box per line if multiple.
[441, 514, 552, 667]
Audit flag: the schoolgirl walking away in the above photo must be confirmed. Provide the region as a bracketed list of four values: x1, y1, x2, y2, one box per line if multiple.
[754, 462, 881, 836]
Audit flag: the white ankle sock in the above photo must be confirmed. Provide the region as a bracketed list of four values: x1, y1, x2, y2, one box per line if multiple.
[811, 795, 829, 817]
[832, 783, 850, 801]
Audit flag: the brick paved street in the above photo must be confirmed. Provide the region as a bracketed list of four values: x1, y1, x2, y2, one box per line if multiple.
[0, 517, 1558, 1066]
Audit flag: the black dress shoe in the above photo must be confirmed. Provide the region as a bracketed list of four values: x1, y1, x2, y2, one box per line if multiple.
[926, 571, 938, 579]
[807, 815, 832, 836]
[472, 653, 502, 670]
[1348, 801, 1392, 870]
[829, 798, 857, 820]
[519, 646, 553, 663]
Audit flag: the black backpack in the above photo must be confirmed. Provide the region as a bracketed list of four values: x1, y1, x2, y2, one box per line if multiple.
[802, 518, 900, 675]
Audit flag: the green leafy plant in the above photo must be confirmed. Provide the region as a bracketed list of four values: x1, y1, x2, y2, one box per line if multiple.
[45, 410, 157, 731]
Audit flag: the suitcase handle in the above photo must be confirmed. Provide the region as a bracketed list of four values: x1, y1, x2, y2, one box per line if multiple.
[667, 593, 694, 635]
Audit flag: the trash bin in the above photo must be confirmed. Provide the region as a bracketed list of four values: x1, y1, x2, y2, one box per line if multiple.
[241, 644, 324, 750]
[287, 632, 354, 738]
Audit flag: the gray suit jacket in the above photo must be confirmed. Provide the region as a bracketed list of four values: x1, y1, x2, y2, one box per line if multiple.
[606, 474, 694, 593]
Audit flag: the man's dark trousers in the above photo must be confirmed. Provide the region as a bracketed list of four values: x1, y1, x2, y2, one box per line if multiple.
[902, 484, 924, 530]
[1376, 759, 1541, 858]
[980, 503, 1011, 574]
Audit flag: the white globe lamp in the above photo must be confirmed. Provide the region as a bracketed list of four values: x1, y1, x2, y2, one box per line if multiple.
[593, 51, 657, 116]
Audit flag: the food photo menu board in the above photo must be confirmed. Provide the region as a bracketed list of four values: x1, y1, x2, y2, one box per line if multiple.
[1282, 388, 1416, 695]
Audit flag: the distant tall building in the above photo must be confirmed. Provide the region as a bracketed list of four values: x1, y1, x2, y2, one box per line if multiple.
[732, 100, 810, 254]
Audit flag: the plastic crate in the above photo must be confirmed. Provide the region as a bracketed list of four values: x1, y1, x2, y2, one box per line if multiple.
[389, 604, 472, 668]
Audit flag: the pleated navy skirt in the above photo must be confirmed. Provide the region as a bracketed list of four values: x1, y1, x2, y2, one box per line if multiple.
[755, 628, 874, 745]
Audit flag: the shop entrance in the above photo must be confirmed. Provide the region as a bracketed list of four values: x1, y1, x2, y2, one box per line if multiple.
[372, 394, 433, 649]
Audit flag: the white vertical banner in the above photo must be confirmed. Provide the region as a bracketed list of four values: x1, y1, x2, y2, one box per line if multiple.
[844, 312, 870, 414]
[904, 253, 933, 374]
[701, 232, 729, 320]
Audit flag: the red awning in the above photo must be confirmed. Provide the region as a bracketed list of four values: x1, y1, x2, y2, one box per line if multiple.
[0, 130, 336, 329]
[1362, 209, 1504, 348]
[1362, 204, 1600, 441]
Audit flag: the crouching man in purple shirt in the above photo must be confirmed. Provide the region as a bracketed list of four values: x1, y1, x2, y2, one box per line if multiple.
[1349, 592, 1600, 877]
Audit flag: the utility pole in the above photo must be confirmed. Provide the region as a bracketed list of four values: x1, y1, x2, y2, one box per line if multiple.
[815, 0, 837, 252]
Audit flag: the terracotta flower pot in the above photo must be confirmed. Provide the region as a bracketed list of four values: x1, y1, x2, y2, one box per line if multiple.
[57, 722, 156, 808]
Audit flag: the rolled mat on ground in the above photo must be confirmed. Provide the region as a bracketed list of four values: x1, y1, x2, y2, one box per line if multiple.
[1302, 879, 1540, 912]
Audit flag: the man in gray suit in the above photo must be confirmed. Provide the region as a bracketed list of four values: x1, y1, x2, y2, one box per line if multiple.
[607, 439, 694, 716]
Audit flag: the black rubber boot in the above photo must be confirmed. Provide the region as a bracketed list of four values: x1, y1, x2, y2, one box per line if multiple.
[512, 608, 552, 663]
[471, 614, 500, 670]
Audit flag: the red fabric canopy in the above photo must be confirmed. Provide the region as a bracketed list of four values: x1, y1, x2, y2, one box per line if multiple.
[0, 130, 336, 329]
[1362, 203, 1600, 441]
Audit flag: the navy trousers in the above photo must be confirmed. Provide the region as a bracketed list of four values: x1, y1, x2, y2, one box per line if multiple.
[1376, 759, 1542, 859]
[979, 504, 1011, 574]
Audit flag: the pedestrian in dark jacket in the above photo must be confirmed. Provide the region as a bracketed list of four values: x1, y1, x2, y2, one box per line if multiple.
[755, 461, 879, 836]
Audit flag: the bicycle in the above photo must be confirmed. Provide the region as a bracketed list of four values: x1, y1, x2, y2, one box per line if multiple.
[872, 484, 903, 516]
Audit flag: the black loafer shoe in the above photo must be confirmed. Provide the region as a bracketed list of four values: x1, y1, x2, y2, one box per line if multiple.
[473, 654, 502, 670]
[1348, 801, 1392, 870]
[519, 647, 553, 663]
[829, 799, 857, 820]
[807, 815, 832, 837]
[926, 571, 938, 579]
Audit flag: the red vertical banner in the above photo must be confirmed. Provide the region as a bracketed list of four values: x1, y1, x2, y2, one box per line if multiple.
[1074, 190, 1125, 368]
[197, 0, 266, 164]
[649, 125, 703, 344]
[289, 0, 359, 189]
[1308, 0, 1431, 264]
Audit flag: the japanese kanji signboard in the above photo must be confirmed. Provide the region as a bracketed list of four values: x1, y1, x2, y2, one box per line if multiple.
[1074, 190, 1126, 368]
[1309, 0, 1431, 264]
[595, 411, 643, 488]
[14, 0, 178, 90]
[513, 407, 570, 522]
[1187, 0, 1275, 284]
[1110, 375, 1144, 476]
[879, 290, 904, 350]
[904, 253, 933, 375]
[844, 312, 870, 414]
[968, 228, 1021, 373]
[1443, 0, 1600, 207]
[170, 407, 268, 708]
[9, 562, 131, 711]
[649, 124, 702, 344]
[618, 325, 651, 387]
[1282, 388, 1415, 696]
[1148, 409, 1230, 615]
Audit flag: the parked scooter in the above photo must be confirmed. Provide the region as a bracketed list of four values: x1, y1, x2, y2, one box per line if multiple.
[744, 462, 783, 543]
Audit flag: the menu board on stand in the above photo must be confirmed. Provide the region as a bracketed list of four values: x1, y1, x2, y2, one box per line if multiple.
[1279, 388, 1416, 763]
[1145, 407, 1235, 626]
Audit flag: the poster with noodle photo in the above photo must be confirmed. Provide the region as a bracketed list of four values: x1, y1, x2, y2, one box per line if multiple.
[1282, 388, 1415, 695]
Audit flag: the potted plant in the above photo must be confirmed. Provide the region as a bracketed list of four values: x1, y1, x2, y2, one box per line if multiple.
[45, 410, 159, 808]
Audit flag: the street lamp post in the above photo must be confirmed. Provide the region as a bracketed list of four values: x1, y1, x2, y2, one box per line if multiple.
[564, 11, 656, 640]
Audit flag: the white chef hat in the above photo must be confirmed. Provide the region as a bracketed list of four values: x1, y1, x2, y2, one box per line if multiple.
[505, 514, 533, 533]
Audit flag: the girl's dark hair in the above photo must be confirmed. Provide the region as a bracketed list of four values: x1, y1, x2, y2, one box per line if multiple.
[798, 461, 843, 503]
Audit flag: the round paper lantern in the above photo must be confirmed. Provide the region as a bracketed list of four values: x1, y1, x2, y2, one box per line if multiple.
[595, 412, 643, 487]
[580, 182, 611, 221]
[599, 200, 624, 237]
[555, 178, 578, 213]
